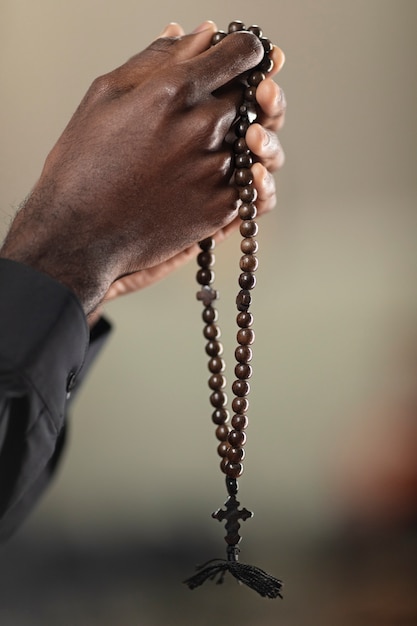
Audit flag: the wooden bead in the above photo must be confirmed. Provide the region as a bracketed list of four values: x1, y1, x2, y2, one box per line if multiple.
[212, 408, 229, 425]
[231, 414, 249, 430]
[196, 268, 214, 285]
[210, 390, 228, 408]
[240, 220, 258, 237]
[228, 429, 247, 447]
[236, 311, 253, 328]
[235, 363, 252, 379]
[239, 186, 257, 203]
[216, 424, 229, 441]
[248, 71, 265, 86]
[244, 86, 257, 102]
[220, 457, 229, 473]
[228, 20, 245, 32]
[212, 31, 227, 45]
[205, 340, 223, 356]
[239, 272, 256, 290]
[248, 25, 262, 37]
[225, 462, 244, 479]
[260, 37, 273, 54]
[237, 328, 255, 345]
[239, 203, 257, 220]
[240, 254, 258, 272]
[259, 56, 274, 73]
[209, 374, 226, 390]
[241, 237, 259, 254]
[232, 379, 250, 397]
[234, 137, 249, 154]
[217, 441, 230, 457]
[202, 307, 217, 323]
[235, 168, 253, 186]
[208, 357, 225, 373]
[236, 118, 250, 137]
[199, 237, 214, 251]
[227, 446, 245, 462]
[236, 289, 251, 311]
[235, 153, 253, 168]
[197, 251, 214, 268]
[232, 396, 249, 413]
[235, 345, 252, 363]
[203, 324, 220, 340]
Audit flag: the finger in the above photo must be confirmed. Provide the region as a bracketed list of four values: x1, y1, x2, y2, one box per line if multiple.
[246, 123, 285, 172]
[185, 31, 263, 95]
[149, 21, 217, 62]
[268, 46, 286, 78]
[255, 79, 286, 131]
[252, 162, 277, 215]
[157, 22, 186, 38]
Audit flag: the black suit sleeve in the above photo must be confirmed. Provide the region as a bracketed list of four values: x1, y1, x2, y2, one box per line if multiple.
[0, 259, 111, 540]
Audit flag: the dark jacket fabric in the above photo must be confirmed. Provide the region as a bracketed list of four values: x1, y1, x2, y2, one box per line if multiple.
[0, 259, 110, 539]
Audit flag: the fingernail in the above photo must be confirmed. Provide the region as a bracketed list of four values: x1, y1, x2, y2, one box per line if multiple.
[191, 20, 216, 34]
[158, 22, 179, 37]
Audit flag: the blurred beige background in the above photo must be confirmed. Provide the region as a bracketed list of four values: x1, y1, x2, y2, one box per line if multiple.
[1, 1, 417, 624]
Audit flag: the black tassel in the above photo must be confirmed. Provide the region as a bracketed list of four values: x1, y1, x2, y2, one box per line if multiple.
[184, 558, 283, 599]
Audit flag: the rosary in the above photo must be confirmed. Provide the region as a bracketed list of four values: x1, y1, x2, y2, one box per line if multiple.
[183, 22, 283, 599]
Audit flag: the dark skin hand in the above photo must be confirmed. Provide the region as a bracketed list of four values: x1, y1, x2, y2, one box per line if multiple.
[1, 21, 286, 319]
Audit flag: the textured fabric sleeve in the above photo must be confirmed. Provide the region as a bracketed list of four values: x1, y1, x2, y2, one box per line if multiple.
[0, 258, 91, 539]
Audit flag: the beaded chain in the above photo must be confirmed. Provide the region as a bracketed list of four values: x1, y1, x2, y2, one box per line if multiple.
[185, 21, 283, 599]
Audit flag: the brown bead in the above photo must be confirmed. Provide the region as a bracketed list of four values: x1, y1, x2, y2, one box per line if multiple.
[236, 118, 250, 137]
[234, 137, 249, 154]
[232, 396, 249, 414]
[205, 340, 223, 357]
[196, 268, 214, 285]
[239, 186, 257, 203]
[220, 457, 229, 474]
[236, 311, 253, 328]
[209, 374, 226, 390]
[248, 24, 262, 37]
[241, 238, 259, 254]
[239, 272, 256, 290]
[216, 424, 229, 441]
[237, 328, 255, 345]
[235, 168, 253, 186]
[235, 345, 252, 363]
[210, 390, 228, 408]
[202, 307, 217, 324]
[260, 37, 273, 54]
[199, 237, 214, 251]
[212, 408, 229, 425]
[228, 430, 247, 447]
[248, 71, 265, 86]
[244, 86, 257, 102]
[240, 254, 258, 272]
[240, 220, 258, 237]
[235, 363, 252, 380]
[235, 153, 253, 168]
[208, 357, 225, 373]
[259, 56, 274, 73]
[231, 414, 249, 430]
[239, 203, 257, 220]
[227, 446, 246, 462]
[203, 324, 220, 340]
[217, 441, 230, 457]
[232, 379, 250, 397]
[211, 31, 227, 45]
[228, 20, 245, 32]
[225, 462, 244, 479]
[197, 251, 214, 268]
[236, 289, 251, 311]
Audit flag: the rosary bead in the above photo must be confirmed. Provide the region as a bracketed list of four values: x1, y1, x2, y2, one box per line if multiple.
[228, 20, 245, 32]
[236, 289, 252, 311]
[217, 441, 230, 457]
[244, 86, 257, 102]
[235, 363, 252, 380]
[228, 429, 247, 447]
[259, 55, 274, 73]
[240, 220, 259, 238]
[209, 374, 226, 390]
[232, 396, 249, 414]
[239, 272, 257, 290]
[248, 24, 263, 37]
[235, 345, 253, 363]
[237, 328, 255, 345]
[220, 457, 229, 474]
[197, 268, 214, 285]
[212, 408, 229, 425]
[236, 118, 250, 137]
[197, 251, 214, 268]
[260, 36, 273, 54]
[208, 356, 225, 373]
[202, 307, 217, 324]
[211, 391, 228, 409]
[241, 237, 259, 254]
[231, 414, 249, 430]
[215, 424, 229, 441]
[211, 30, 227, 45]
[234, 137, 250, 154]
[235, 168, 253, 186]
[227, 446, 245, 462]
[225, 461, 244, 479]
[235, 153, 253, 169]
[239, 186, 257, 203]
[205, 340, 223, 357]
[232, 379, 250, 397]
[240, 254, 258, 272]
[248, 70, 266, 86]
[238, 202, 257, 220]
[199, 237, 214, 251]
[236, 311, 253, 328]
[203, 324, 221, 340]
